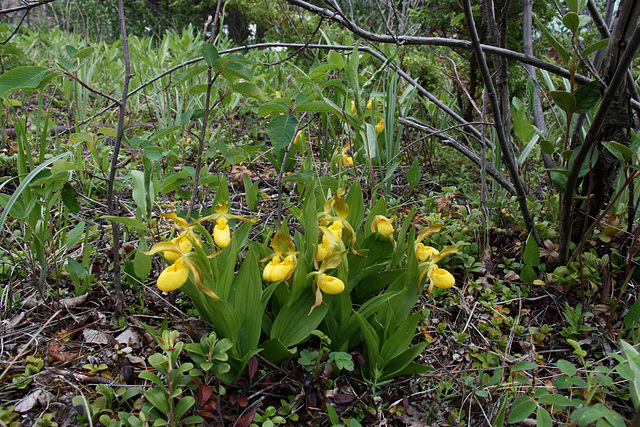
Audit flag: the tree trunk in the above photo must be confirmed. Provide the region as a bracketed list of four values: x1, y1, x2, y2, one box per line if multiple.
[569, 0, 640, 244]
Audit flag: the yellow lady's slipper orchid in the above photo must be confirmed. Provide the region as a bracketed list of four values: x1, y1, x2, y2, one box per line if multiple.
[214, 217, 231, 248]
[263, 255, 296, 282]
[371, 215, 395, 241]
[198, 201, 254, 248]
[328, 220, 343, 242]
[164, 232, 193, 262]
[350, 100, 356, 114]
[375, 118, 384, 133]
[427, 265, 455, 289]
[342, 153, 354, 167]
[262, 230, 298, 282]
[157, 258, 190, 292]
[318, 274, 345, 294]
[415, 243, 439, 262]
[367, 98, 373, 109]
[293, 130, 304, 149]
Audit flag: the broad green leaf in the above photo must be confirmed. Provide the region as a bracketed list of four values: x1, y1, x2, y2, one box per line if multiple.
[380, 343, 429, 381]
[0, 66, 50, 98]
[583, 38, 609, 57]
[101, 215, 150, 231]
[175, 65, 209, 85]
[257, 102, 287, 118]
[144, 387, 169, 415]
[220, 61, 252, 82]
[260, 338, 297, 364]
[229, 248, 262, 357]
[174, 396, 195, 421]
[603, 141, 633, 162]
[130, 170, 147, 220]
[557, 359, 577, 376]
[67, 258, 88, 279]
[624, 298, 640, 330]
[550, 91, 576, 115]
[574, 81, 601, 113]
[66, 222, 85, 249]
[202, 44, 219, 67]
[492, 397, 508, 427]
[295, 100, 335, 113]
[523, 231, 540, 267]
[536, 394, 573, 407]
[407, 157, 421, 192]
[270, 291, 328, 348]
[327, 50, 344, 69]
[380, 312, 421, 362]
[151, 125, 181, 141]
[72, 46, 95, 60]
[540, 139, 555, 154]
[134, 240, 152, 279]
[562, 12, 580, 31]
[507, 396, 536, 423]
[512, 361, 538, 371]
[233, 81, 263, 97]
[513, 107, 532, 143]
[61, 181, 80, 214]
[571, 405, 604, 425]
[537, 407, 553, 427]
[266, 114, 298, 150]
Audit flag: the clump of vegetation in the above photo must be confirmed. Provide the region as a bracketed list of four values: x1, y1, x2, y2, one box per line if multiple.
[0, 0, 639, 425]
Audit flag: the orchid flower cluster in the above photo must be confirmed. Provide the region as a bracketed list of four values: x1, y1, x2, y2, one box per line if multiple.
[414, 223, 461, 295]
[142, 201, 253, 297]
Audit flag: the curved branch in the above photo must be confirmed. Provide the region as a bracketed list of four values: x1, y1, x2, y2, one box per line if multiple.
[399, 117, 516, 195]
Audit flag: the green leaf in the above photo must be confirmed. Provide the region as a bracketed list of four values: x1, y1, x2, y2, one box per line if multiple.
[571, 405, 605, 425]
[540, 139, 555, 155]
[67, 257, 88, 279]
[228, 248, 262, 357]
[61, 181, 81, 214]
[557, 359, 577, 376]
[202, 44, 219, 67]
[175, 65, 209, 85]
[550, 91, 577, 115]
[130, 170, 148, 220]
[562, 12, 580, 31]
[101, 215, 150, 231]
[513, 107, 532, 144]
[144, 387, 169, 415]
[327, 50, 344, 69]
[451, 12, 466, 26]
[512, 361, 538, 371]
[537, 407, 553, 427]
[72, 46, 95, 60]
[583, 38, 609, 57]
[574, 81, 601, 114]
[326, 403, 340, 425]
[174, 396, 195, 421]
[295, 100, 335, 113]
[233, 81, 263, 97]
[534, 16, 570, 62]
[407, 157, 421, 192]
[603, 140, 633, 162]
[257, 102, 287, 118]
[0, 66, 51, 98]
[380, 312, 421, 362]
[624, 298, 640, 330]
[507, 396, 537, 423]
[492, 397, 508, 427]
[523, 231, 540, 266]
[0, 152, 70, 232]
[266, 114, 298, 151]
[536, 394, 573, 407]
[66, 222, 85, 249]
[134, 240, 152, 279]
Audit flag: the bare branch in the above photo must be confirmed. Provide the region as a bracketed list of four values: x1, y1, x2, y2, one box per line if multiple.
[0, 0, 55, 14]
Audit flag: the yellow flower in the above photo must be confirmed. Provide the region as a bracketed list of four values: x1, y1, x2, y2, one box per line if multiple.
[318, 274, 345, 294]
[198, 201, 254, 248]
[342, 153, 354, 167]
[415, 243, 439, 262]
[214, 217, 231, 248]
[293, 130, 304, 149]
[427, 266, 455, 289]
[350, 100, 356, 114]
[262, 230, 297, 282]
[375, 118, 384, 133]
[164, 233, 193, 262]
[371, 215, 395, 241]
[263, 255, 296, 282]
[328, 220, 343, 242]
[157, 258, 190, 291]
[367, 98, 373, 109]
